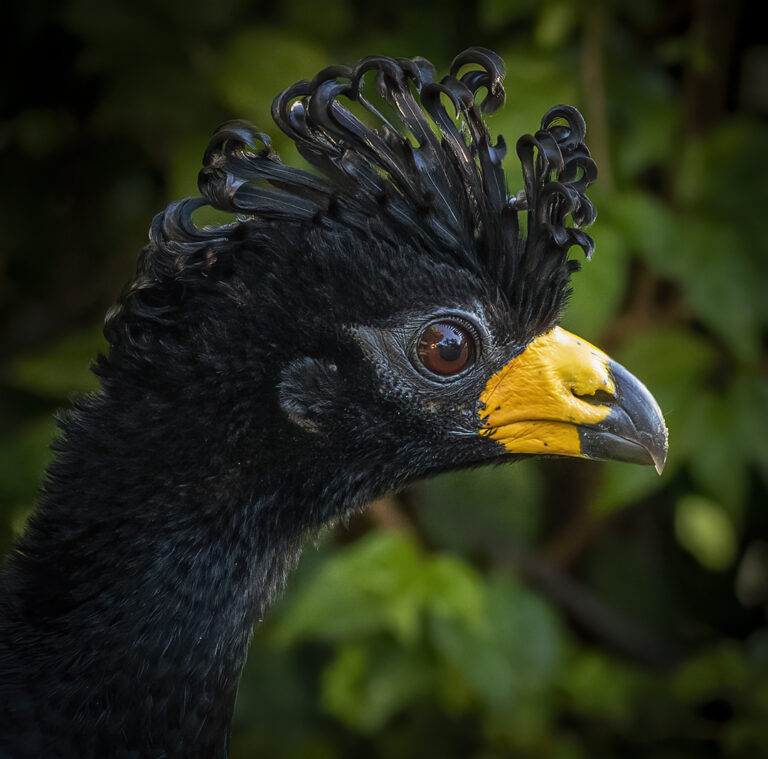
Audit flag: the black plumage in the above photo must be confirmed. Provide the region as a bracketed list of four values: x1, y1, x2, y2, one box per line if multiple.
[0, 47, 665, 757]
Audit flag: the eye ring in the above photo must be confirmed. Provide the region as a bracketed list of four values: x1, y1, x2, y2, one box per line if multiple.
[415, 320, 477, 379]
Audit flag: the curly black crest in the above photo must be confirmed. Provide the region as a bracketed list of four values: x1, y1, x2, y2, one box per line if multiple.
[113, 47, 596, 349]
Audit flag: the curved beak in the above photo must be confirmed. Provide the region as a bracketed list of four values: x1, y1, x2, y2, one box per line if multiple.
[478, 327, 668, 473]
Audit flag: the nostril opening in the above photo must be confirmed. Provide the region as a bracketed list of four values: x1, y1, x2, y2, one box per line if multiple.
[572, 388, 615, 406]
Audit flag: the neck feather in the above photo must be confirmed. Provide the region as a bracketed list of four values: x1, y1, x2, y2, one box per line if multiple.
[0, 392, 305, 757]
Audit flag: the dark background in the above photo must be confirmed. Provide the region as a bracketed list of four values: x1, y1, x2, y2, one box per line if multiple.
[2, 1, 767, 756]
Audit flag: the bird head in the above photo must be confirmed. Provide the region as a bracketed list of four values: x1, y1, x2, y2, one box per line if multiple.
[104, 48, 667, 513]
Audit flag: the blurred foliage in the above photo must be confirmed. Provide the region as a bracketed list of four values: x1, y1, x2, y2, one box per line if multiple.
[2, 0, 768, 756]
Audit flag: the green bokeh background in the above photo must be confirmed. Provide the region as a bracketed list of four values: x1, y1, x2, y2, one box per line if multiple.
[2, 1, 767, 756]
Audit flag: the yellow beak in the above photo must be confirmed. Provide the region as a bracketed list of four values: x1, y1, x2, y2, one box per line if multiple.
[478, 327, 668, 472]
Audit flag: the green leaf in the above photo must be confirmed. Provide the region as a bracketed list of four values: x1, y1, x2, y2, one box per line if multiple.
[672, 642, 749, 702]
[608, 191, 676, 274]
[613, 97, 677, 182]
[675, 121, 768, 233]
[561, 650, 647, 724]
[610, 191, 761, 360]
[422, 554, 486, 626]
[0, 416, 58, 529]
[730, 374, 768, 486]
[613, 328, 715, 410]
[414, 460, 543, 552]
[274, 532, 425, 645]
[13, 108, 76, 158]
[590, 461, 666, 515]
[215, 28, 326, 162]
[584, 538, 676, 624]
[4, 326, 106, 399]
[320, 639, 432, 731]
[275, 533, 489, 651]
[478, 0, 539, 32]
[168, 132, 213, 201]
[561, 218, 629, 340]
[604, 55, 678, 183]
[97, 64, 219, 137]
[669, 218, 760, 361]
[277, 0, 353, 43]
[534, 0, 577, 49]
[430, 577, 562, 712]
[675, 494, 737, 571]
[678, 391, 748, 513]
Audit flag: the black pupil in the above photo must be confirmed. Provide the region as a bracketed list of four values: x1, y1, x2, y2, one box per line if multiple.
[438, 332, 463, 362]
[417, 322, 474, 376]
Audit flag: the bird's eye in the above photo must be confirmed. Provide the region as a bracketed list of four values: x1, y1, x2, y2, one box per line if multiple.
[416, 322, 476, 377]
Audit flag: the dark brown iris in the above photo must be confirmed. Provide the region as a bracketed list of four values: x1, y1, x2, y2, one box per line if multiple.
[416, 322, 475, 377]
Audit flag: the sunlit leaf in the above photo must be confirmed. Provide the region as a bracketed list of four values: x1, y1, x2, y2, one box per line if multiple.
[274, 532, 425, 645]
[430, 577, 562, 712]
[534, 0, 577, 49]
[675, 494, 737, 571]
[320, 640, 432, 731]
[422, 555, 485, 625]
[215, 28, 326, 159]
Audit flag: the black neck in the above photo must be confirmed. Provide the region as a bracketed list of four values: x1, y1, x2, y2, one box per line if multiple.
[0, 392, 306, 757]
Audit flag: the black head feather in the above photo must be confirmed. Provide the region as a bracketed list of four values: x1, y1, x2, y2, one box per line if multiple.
[122, 47, 596, 353]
